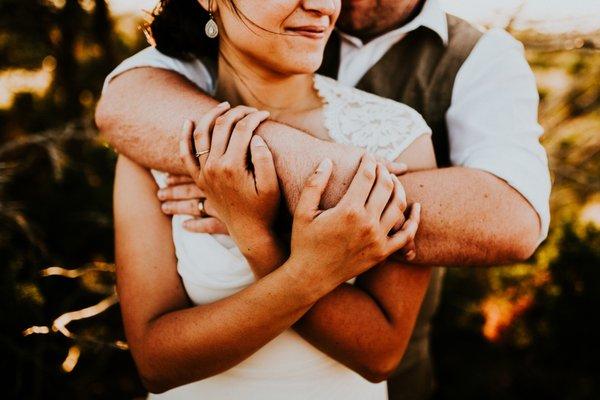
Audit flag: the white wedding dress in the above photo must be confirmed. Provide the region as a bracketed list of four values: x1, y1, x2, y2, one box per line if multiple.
[149, 75, 431, 400]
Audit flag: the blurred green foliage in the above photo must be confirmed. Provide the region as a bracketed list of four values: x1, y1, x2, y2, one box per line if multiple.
[433, 48, 600, 399]
[0, 1, 598, 399]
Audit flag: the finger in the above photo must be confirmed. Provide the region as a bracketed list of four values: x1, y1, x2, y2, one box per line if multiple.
[203, 198, 219, 219]
[366, 163, 395, 219]
[157, 184, 205, 201]
[403, 241, 417, 261]
[388, 175, 408, 232]
[167, 174, 194, 186]
[250, 136, 278, 195]
[179, 120, 202, 181]
[391, 174, 408, 212]
[396, 240, 417, 261]
[385, 161, 408, 175]
[380, 176, 406, 233]
[386, 203, 421, 253]
[161, 199, 202, 216]
[226, 110, 270, 161]
[210, 106, 257, 159]
[194, 102, 231, 168]
[295, 158, 333, 220]
[340, 154, 377, 207]
[183, 217, 229, 235]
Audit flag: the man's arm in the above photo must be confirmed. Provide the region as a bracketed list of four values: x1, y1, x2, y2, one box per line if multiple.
[96, 67, 364, 210]
[96, 67, 540, 265]
[399, 167, 539, 264]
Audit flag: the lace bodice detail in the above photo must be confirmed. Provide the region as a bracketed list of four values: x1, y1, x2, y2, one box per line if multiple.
[313, 74, 431, 161]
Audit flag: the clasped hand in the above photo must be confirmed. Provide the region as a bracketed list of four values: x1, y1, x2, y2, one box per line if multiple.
[170, 103, 420, 284]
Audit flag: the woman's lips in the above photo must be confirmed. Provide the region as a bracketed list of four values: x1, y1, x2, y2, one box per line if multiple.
[286, 26, 327, 39]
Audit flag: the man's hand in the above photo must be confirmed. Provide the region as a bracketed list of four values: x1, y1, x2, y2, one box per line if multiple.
[157, 174, 229, 234]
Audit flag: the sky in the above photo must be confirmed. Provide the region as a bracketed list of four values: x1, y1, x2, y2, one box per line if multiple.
[107, 0, 600, 34]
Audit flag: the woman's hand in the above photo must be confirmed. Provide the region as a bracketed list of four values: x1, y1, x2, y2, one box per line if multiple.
[288, 154, 421, 288]
[179, 103, 284, 270]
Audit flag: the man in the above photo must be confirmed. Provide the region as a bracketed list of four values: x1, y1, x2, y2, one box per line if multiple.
[96, 0, 550, 398]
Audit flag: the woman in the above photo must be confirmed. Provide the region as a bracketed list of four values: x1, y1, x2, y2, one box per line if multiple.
[114, 0, 436, 398]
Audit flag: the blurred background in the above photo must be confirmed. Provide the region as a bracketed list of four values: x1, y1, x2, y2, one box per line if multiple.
[0, 1, 598, 399]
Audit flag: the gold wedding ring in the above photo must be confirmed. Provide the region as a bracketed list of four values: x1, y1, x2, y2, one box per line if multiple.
[198, 198, 208, 218]
[195, 149, 210, 158]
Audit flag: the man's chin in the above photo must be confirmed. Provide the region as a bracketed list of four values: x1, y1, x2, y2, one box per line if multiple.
[336, 16, 377, 39]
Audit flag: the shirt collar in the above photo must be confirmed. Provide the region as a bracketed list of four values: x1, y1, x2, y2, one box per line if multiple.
[338, 0, 449, 48]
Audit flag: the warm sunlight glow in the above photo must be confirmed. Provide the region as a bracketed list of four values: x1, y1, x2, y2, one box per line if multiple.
[481, 293, 534, 342]
[581, 201, 600, 228]
[0, 57, 55, 109]
[108, 0, 600, 34]
[440, 0, 600, 33]
[61, 346, 81, 373]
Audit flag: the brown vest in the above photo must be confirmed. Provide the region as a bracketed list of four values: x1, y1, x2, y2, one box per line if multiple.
[319, 15, 482, 399]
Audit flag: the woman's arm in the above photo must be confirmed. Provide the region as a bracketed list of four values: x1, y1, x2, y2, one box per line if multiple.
[296, 262, 432, 382]
[115, 150, 417, 392]
[114, 156, 318, 393]
[293, 135, 436, 382]
[177, 102, 434, 383]
[174, 107, 427, 383]
[235, 134, 435, 382]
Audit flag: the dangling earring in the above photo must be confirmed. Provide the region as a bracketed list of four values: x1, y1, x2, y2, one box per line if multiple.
[205, 0, 219, 38]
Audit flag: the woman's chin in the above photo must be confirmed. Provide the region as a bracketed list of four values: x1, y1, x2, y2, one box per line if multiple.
[282, 55, 324, 75]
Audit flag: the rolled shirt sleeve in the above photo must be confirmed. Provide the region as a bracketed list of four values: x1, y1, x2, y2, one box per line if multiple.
[447, 28, 551, 243]
[102, 47, 215, 94]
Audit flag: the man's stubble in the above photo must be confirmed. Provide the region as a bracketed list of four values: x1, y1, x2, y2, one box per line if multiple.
[337, 0, 425, 42]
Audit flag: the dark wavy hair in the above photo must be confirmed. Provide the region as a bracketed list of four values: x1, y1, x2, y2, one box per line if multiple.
[146, 0, 279, 62]
[144, 0, 222, 61]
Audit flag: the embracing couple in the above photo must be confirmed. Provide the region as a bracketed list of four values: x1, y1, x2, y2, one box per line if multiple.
[96, 0, 551, 399]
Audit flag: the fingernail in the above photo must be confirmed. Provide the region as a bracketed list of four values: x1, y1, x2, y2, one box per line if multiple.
[414, 203, 421, 213]
[251, 135, 267, 147]
[396, 162, 408, 170]
[406, 251, 416, 261]
[219, 101, 230, 108]
[182, 119, 192, 131]
[157, 189, 165, 200]
[316, 158, 332, 172]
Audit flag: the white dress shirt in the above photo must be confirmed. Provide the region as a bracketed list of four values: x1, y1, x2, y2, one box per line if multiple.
[104, 0, 551, 241]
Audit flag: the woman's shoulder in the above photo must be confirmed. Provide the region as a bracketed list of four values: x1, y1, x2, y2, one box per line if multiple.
[313, 74, 431, 161]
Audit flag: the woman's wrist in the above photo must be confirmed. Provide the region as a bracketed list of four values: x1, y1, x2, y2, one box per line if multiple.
[228, 221, 272, 246]
[234, 227, 287, 277]
[282, 255, 338, 302]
